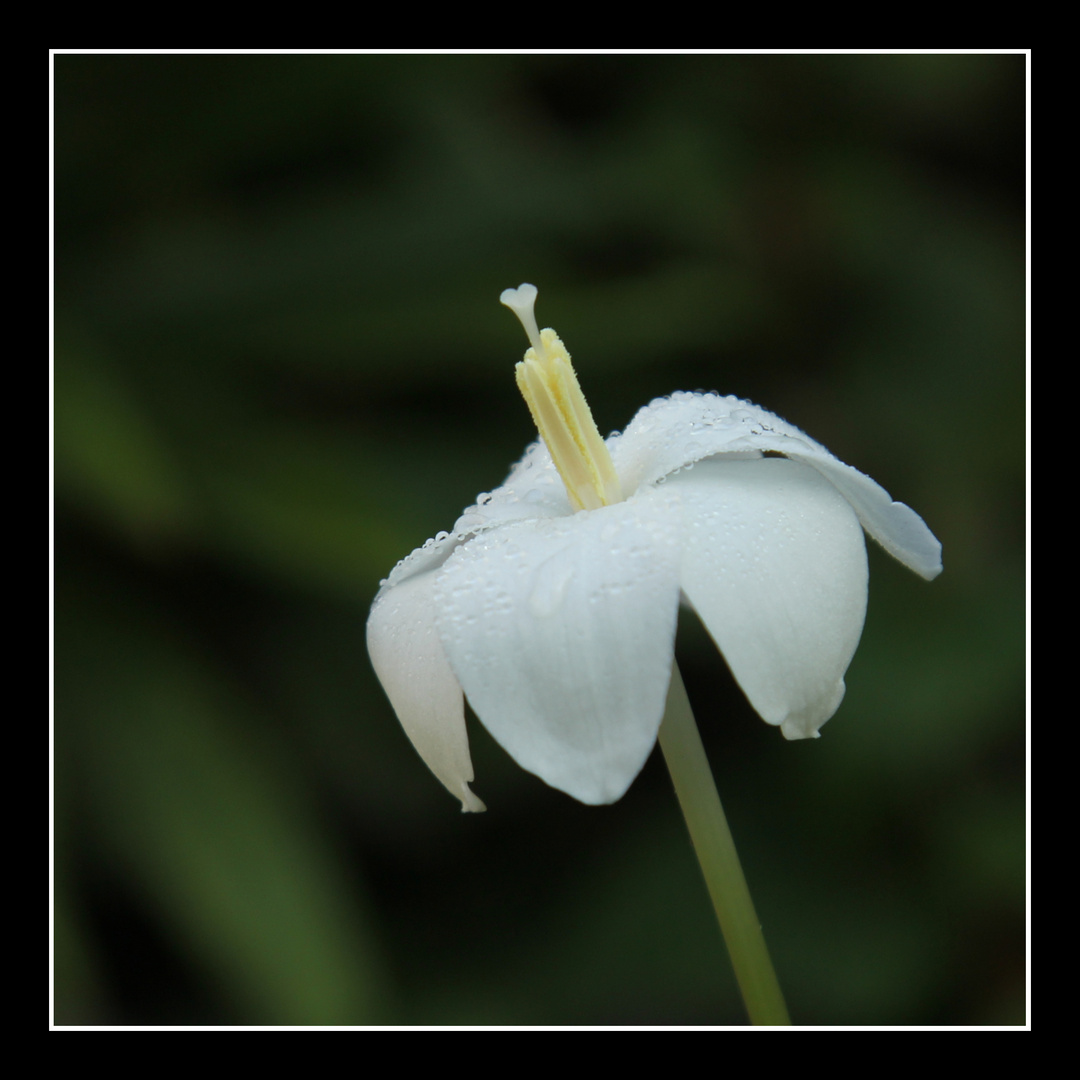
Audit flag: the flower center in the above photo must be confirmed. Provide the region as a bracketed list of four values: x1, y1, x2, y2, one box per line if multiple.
[501, 284, 624, 512]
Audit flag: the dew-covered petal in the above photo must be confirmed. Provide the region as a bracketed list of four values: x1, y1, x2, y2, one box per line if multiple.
[434, 492, 683, 804]
[610, 391, 829, 494]
[376, 526, 465, 594]
[367, 569, 486, 812]
[451, 439, 572, 536]
[671, 457, 869, 740]
[612, 391, 941, 580]
[376, 442, 572, 599]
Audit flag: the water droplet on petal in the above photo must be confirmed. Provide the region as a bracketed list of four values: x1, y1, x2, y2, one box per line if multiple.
[528, 555, 575, 618]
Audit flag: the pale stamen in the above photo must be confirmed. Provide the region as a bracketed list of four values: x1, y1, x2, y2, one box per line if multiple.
[500, 284, 546, 358]
[501, 284, 623, 512]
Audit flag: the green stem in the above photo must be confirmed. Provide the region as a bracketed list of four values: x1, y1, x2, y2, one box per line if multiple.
[658, 662, 791, 1026]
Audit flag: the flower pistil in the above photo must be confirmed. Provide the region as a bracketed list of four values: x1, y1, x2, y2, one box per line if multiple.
[502, 284, 623, 512]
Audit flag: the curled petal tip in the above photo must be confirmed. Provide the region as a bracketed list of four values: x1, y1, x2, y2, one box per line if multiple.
[781, 719, 824, 740]
[921, 548, 944, 581]
[459, 785, 487, 813]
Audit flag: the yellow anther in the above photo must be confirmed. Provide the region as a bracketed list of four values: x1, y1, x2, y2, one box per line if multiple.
[501, 285, 623, 512]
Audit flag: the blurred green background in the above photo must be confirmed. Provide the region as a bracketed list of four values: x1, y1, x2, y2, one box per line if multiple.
[53, 53, 1026, 1027]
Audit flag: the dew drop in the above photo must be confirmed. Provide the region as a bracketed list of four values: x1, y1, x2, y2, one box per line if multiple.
[528, 556, 575, 618]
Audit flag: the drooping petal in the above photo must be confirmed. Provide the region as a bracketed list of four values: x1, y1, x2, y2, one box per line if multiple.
[782, 452, 942, 581]
[367, 568, 486, 812]
[671, 457, 869, 740]
[610, 391, 941, 580]
[434, 491, 683, 804]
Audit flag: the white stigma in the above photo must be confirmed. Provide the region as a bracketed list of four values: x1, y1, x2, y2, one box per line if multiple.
[500, 283, 546, 358]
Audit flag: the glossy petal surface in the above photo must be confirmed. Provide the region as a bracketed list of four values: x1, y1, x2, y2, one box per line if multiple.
[672, 457, 869, 739]
[434, 491, 683, 804]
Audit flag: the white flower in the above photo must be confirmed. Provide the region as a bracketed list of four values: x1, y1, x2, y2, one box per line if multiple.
[367, 286, 942, 812]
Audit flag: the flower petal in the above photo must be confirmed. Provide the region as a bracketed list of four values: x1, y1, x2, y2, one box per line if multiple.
[377, 526, 463, 593]
[451, 439, 572, 536]
[434, 491, 683, 804]
[670, 457, 869, 739]
[611, 392, 941, 580]
[367, 568, 486, 812]
[783, 452, 942, 581]
[610, 391, 828, 492]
